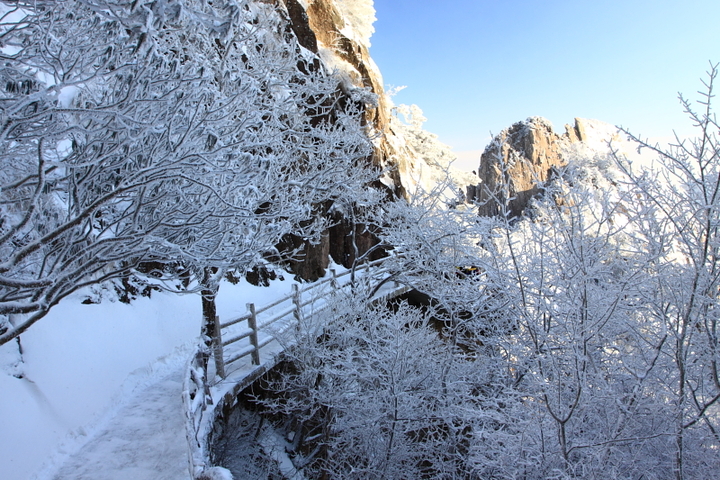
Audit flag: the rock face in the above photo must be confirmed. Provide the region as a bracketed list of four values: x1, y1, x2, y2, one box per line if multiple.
[268, 0, 473, 279]
[277, 0, 389, 146]
[471, 117, 588, 218]
[270, 0, 389, 279]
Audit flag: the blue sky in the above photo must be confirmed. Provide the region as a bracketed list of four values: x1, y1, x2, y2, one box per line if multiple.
[369, 0, 720, 160]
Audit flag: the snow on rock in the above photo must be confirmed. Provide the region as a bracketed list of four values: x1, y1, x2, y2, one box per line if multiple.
[469, 116, 656, 217]
[258, 424, 308, 480]
[563, 117, 655, 170]
[280, 0, 470, 207]
[334, 0, 376, 48]
[195, 466, 234, 480]
[472, 116, 569, 217]
[384, 104, 477, 203]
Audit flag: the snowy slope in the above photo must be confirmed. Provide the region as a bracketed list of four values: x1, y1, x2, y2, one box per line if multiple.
[384, 104, 478, 202]
[0, 291, 199, 480]
[1, 275, 298, 480]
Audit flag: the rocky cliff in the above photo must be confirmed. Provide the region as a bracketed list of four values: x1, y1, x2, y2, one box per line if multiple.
[469, 117, 594, 218]
[277, 0, 472, 197]
[268, 0, 473, 279]
[278, 0, 389, 133]
[265, 0, 385, 279]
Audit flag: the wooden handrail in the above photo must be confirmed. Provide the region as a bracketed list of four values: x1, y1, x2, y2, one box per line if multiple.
[213, 259, 393, 375]
[218, 258, 387, 329]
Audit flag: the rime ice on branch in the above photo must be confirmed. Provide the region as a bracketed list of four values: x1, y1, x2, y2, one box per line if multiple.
[0, 0, 377, 345]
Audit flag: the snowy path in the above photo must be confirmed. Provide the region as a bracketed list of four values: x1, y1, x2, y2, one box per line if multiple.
[14, 265, 399, 480]
[50, 366, 190, 480]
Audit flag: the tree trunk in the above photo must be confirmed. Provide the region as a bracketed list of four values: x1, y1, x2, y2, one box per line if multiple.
[201, 267, 218, 350]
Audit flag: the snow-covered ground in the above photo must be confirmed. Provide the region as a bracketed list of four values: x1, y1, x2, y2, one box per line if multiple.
[46, 366, 189, 480]
[1, 273, 299, 480]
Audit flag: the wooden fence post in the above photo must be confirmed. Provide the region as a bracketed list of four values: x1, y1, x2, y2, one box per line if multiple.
[330, 268, 338, 289]
[212, 315, 226, 378]
[247, 303, 260, 366]
[292, 284, 302, 329]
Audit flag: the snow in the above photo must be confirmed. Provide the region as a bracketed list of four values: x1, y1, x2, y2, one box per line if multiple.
[313, 0, 377, 89]
[196, 467, 234, 480]
[564, 117, 655, 169]
[0, 292, 196, 480]
[46, 367, 189, 480]
[0, 3, 28, 29]
[0, 272, 300, 480]
[384, 103, 477, 202]
[57, 86, 79, 108]
[257, 425, 308, 480]
[335, 0, 376, 48]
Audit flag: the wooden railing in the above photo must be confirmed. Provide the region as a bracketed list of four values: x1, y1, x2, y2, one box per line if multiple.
[182, 259, 409, 479]
[208, 257, 396, 378]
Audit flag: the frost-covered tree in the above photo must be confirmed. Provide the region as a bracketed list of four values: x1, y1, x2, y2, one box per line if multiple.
[466, 70, 720, 477]
[614, 63, 720, 479]
[390, 103, 476, 200]
[376, 180, 510, 352]
[0, 0, 375, 345]
[482, 158, 680, 478]
[262, 295, 491, 479]
[256, 170, 520, 478]
[255, 68, 720, 477]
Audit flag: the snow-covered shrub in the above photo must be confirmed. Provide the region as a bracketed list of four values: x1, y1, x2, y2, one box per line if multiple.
[470, 69, 720, 476]
[261, 297, 490, 479]
[389, 104, 477, 201]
